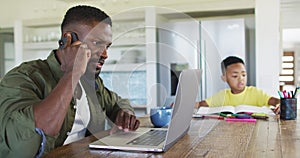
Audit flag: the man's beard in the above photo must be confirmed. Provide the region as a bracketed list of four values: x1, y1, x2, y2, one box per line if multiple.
[83, 67, 100, 81]
[94, 68, 101, 78]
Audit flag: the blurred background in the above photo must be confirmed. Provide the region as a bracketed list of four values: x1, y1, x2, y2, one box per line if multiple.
[0, 0, 299, 116]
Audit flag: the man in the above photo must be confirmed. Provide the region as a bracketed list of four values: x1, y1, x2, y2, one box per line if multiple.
[0, 5, 140, 157]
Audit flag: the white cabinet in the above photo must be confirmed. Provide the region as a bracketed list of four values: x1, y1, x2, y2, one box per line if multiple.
[100, 9, 153, 116]
[103, 11, 147, 72]
[14, 18, 61, 62]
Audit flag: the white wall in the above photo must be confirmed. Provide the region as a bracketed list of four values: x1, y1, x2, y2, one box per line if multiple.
[295, 46, 300, 85]
[158, 18, 247, 102]
[202, 18, 246, 98]
[202, 19, 246, 58]
[157, 20, 200, 105]
[255, 0, 280, 96]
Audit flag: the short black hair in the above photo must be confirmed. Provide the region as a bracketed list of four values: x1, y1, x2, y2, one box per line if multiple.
[221, 56, 245, 74]
[61, 5, 112, 32]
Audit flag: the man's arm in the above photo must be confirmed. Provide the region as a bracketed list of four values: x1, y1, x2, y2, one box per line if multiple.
[33, 71, 80, 136]
[34, 35, 90, 136]
[96, 79, 140, 134]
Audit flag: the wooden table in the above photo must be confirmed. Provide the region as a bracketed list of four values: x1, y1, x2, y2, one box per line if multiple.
[44, 113, 300, 158]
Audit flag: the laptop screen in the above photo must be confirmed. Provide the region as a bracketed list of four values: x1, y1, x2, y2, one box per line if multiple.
[164, 69, 201, 149]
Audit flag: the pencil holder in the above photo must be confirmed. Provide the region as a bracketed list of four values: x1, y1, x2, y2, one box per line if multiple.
[280, 98, 297, 120]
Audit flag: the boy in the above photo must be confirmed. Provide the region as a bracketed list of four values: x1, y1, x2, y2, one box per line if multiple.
[196, 56, 280, 113]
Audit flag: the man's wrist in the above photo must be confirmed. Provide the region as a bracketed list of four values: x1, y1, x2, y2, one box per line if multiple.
[121, 109, 134, 115]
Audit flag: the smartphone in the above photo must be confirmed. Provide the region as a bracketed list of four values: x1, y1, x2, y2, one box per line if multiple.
[58, 32, 79, 49]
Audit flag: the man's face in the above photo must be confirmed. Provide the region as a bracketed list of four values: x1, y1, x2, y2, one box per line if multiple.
[69, 21, 112, 78]
[83, 22, 112, 77]
[223, 63, 247, 94]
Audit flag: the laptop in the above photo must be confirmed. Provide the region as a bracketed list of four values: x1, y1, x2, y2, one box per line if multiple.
[89, 69, 201, 152]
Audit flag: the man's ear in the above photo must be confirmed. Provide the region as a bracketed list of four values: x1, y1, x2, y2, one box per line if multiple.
[221, 75, 226, 82]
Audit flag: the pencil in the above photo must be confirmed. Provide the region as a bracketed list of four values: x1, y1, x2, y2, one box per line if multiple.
[278, 91, 283, 98]
[225, 118, 257, 123]
[203, 115, 224, 120]
[293, 87, 299, 98]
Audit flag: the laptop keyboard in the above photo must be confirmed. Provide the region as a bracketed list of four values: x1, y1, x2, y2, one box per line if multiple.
[127, 129, 167, 146]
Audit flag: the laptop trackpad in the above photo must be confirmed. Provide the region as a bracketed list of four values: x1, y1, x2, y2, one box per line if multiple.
[98, 128, 166, 146]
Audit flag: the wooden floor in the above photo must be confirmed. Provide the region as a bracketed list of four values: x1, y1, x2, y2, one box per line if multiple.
[44, 113, 300, 158]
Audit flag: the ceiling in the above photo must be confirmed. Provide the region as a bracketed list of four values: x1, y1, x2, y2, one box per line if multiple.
[57, 0, 300, 29]
[0, 0, 299, 47]
[0, 0, 299, 28]
[56, 0, 300, 28]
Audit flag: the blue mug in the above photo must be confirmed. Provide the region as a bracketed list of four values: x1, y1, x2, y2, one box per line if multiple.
[150, 106, 172, 127]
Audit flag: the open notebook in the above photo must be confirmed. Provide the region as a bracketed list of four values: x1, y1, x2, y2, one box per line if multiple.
[194, 105, 274, 116]
[89, 69, 201, 152]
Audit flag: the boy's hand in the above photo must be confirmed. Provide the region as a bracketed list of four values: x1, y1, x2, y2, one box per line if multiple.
[195, 101, 209, 109]
[272, 104, 280, 114]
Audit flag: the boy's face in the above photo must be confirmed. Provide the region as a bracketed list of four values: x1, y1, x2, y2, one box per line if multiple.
[222, 63, 247, 94]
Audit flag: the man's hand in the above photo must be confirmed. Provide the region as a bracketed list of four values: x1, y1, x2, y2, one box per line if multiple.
[110, 110, 140, 134]
[59, 33, 91, 78]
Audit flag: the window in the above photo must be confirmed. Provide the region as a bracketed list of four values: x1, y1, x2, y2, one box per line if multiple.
[279, 51, 295, 86]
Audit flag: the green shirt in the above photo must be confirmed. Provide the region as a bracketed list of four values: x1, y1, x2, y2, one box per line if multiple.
[0, 51, 134, 157]
[206, 86, 272, 107]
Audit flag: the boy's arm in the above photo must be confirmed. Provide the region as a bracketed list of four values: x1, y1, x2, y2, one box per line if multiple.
[268, 97, 280, 114]
[268, 97, 280, 105]
[195, 100, 209, 108]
